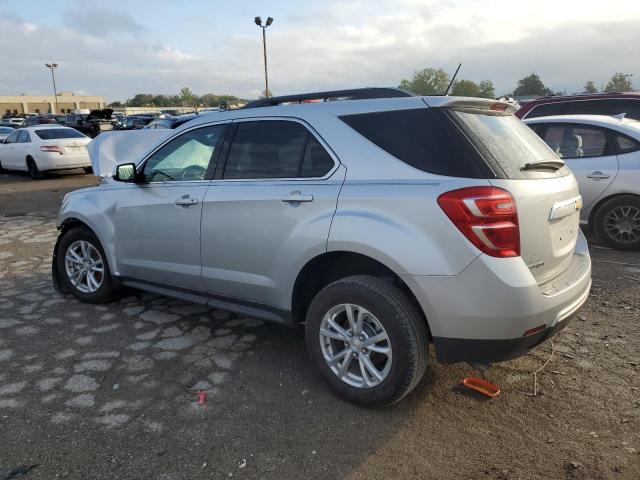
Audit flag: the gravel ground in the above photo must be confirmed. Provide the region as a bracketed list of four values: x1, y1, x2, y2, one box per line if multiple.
[0, 170, 638, 480]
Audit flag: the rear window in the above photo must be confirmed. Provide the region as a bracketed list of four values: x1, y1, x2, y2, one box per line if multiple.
[566, 99, 640, 120]
[340, 108, 488, 178]
[451, 110, 568, 178]
[35, 128, 86, 140]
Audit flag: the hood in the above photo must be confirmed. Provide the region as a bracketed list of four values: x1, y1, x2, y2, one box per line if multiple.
[87, 108, 114, 120]
[87, 129, 172, 178]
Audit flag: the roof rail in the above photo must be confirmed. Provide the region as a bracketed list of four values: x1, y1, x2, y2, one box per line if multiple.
[242, 87, 416, 109]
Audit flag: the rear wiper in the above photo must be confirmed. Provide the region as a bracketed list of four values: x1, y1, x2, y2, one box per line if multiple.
[521, 160, 565, 171]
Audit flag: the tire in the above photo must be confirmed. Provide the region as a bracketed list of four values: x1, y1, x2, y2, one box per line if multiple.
[26, 157, 44, 179]
[83, 166, 93, 174]
[55, 226, 117, 303]
[305, 275, 429, 406]
[0, 159, 5, 172]
[593, 195, 640, 250]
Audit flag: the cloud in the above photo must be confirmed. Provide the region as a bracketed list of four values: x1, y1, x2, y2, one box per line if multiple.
[0, 1, 638, 101]
[64, 5, 145, 36]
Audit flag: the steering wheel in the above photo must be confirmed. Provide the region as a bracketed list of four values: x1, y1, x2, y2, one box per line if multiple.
[181, 165, 206, 181]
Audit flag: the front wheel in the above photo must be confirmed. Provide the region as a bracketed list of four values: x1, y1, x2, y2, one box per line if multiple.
[55, 226, 117, 303]
[305, 275, 429, 406]
[594, 195, 640, 250]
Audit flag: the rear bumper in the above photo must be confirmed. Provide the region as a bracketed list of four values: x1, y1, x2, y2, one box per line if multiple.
[403, 230, 591, 364]
[37, 153, 91, 171]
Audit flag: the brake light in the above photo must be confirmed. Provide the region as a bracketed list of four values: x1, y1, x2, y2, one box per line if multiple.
[437, 186, 520, 258]
[40, 145, 63, 154]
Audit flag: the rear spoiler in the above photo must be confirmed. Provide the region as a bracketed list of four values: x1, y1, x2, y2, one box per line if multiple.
[423, 97, 518, 115]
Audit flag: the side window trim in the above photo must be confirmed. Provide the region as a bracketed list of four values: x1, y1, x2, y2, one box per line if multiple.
[216, 117, 338, 182]
[138, 123, 229, 183]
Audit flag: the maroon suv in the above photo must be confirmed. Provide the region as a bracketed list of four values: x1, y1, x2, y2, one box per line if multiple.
[516, 92, 640, 120]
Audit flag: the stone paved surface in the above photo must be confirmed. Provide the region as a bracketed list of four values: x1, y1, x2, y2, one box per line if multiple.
[1, 172, 639, 480]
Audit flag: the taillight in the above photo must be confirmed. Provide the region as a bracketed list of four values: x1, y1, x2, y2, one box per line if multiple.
[437, 186, 520, 258]
[41, 145, 63, 154]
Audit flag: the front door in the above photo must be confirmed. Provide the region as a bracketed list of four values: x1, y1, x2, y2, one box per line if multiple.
[114, 124, 227, 291]
[200, 119, 344, 309]
[540, 123, 618, 210]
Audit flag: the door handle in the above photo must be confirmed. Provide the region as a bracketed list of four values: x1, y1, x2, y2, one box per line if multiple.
[175, 195, 198, 206]
[586, 171, 610, 180]
[281, 191, 314, 204]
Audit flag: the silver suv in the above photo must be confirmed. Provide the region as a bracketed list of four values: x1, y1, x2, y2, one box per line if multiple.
[52, 88, 592, 405]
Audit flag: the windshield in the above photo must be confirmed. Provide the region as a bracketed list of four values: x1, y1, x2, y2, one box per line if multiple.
[450, 110, 568, 179]
[35, 128, 87, 140]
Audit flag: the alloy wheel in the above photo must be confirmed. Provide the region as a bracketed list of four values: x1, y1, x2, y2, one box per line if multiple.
[64, 240, 105, 293]
[319, 303, 392, 388]
[604, 205, 640, 244]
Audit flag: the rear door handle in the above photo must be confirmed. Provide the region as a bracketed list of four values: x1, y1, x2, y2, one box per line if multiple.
[281, 191, 314, 204]
[586, 171, 610, 180]
[175, 195, 198, 206]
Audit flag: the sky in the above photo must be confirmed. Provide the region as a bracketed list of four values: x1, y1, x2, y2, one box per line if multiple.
[0, 0, 639, 102]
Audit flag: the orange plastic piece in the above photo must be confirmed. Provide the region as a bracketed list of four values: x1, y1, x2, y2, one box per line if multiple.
[462, 377, 501, 398]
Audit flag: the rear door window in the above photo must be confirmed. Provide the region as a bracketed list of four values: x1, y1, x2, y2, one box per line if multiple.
[223, 120, 334, 179]
[539, 124, 612, 159]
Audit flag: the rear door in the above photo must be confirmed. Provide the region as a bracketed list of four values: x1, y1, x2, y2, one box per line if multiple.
[114, 124, 227, 291]
[537, 123, 618, 210]
[200, 118, 344, 307]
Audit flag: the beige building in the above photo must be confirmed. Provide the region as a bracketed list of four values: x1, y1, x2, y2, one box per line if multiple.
[0, 92, 105, 115]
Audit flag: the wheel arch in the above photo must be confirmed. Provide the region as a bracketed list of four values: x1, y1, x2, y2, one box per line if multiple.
[291, 250, 431, 337]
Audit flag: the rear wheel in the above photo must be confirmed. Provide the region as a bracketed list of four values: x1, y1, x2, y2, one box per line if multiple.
[594, 195, 640, 250]
[56, 226, 117, 303]
[83, 166, 93, 174]
[26, 157, 44, 179]
[305, 275, 429, 406]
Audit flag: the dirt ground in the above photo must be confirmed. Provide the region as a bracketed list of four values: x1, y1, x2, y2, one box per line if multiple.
[0, 170, 638, 480]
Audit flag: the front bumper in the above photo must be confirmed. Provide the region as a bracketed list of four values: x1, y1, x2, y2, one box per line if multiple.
[403, 230, 591, 364]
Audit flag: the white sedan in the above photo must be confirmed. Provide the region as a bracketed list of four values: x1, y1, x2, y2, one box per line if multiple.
[525, 114, 640, 250]
[0, 125, 92, 179]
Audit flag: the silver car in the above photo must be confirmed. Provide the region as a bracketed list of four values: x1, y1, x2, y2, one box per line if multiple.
[52, 89, 591, 405]
[525, 114, 640, 250]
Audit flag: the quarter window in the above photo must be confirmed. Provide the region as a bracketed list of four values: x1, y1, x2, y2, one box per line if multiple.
[223, 120, 334, 179]
[614, 134, 640, 154]
[142, 125, 226, 182]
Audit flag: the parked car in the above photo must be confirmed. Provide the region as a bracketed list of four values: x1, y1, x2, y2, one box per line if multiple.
[117, 115, 154, 130]
[0, 126, 15, 142]
[524, 114, 640, 250]
[516, 92, 640, 121]
[51, 88, 591, 405]
[143, 113, 201, 130]
[2, 117, 25, 127]
[24, 116, 57, 127]
[0, 126, 92, 179]
[73, 109, 115, 138]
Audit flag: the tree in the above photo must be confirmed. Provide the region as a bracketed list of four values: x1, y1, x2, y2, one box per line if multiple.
[583, 81, 598, 94]
[179, 87, 195, 105]
[259, 89, 273, 99]
[478, 80, 495, 99]
[399, 67, 450, 95]
[604, 73, 634, 93]
[513, 73, 552, 97]
[108, 101, 124, 108]
[451, 79, 481, 97]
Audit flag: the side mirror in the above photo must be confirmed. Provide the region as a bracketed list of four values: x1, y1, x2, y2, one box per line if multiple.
[114, 163, 138, 182]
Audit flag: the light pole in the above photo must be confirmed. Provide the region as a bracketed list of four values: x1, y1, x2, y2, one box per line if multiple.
[45, 63, 59, 114]
[254, 16, 273, 97]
